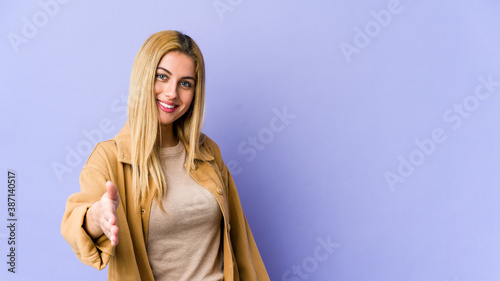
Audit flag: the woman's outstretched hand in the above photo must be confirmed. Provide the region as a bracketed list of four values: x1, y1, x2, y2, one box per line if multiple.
[84, 181, 120, 245]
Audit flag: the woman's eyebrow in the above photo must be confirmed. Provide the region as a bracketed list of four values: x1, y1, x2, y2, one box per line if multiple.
[156, 67, 195, 81]
[156, 67, 171, 74]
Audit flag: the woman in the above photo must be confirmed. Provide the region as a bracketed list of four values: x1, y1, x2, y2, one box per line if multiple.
[61, 30, 270, 281]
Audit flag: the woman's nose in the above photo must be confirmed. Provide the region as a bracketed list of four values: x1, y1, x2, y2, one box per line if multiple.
[161, 81, 178, 99]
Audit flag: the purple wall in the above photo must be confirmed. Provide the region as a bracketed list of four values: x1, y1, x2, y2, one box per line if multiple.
[1, 0, 499, 280]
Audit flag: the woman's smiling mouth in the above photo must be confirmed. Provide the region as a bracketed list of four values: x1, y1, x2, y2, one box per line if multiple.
[157, 99, 178, 112]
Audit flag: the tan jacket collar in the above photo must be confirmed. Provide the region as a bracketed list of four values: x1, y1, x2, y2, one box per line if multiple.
[114, 121, 214, 164]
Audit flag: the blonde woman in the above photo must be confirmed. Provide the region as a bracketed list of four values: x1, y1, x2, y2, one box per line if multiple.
[61, 30, 269, 281]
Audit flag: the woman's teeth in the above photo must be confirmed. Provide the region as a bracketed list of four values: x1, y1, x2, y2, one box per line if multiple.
[159, 100, 175, 108]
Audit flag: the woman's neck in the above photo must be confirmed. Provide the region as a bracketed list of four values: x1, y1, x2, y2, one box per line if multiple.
[159, 124, 178, 147]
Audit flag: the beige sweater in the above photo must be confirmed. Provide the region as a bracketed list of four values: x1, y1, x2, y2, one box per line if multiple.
[147, 141, 223, 281]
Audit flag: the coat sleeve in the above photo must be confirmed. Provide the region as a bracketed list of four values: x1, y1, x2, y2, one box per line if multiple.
[219, 158, 270, 280]
[60, 144, 116, 270]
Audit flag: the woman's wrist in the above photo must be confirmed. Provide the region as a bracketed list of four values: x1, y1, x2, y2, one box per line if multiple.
[84, 202, 104, 239]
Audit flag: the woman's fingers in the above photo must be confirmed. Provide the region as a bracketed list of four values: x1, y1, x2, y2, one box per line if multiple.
[100, 210, 119, 245]
[110, 225, 119, 245]
[103, 203, 117, 225]
[99, 181, 120, 245]
[84, 182, 121, 243]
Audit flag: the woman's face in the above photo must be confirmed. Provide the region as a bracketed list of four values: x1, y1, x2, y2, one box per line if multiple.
[155, 51, 196, 126]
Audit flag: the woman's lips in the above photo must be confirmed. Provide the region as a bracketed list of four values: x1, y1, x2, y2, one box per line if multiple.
[157, 99, 178, 113]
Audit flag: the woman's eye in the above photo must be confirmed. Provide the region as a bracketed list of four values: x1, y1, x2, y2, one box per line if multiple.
[180, 81, 192, 88]
[156, 74, 167, 80]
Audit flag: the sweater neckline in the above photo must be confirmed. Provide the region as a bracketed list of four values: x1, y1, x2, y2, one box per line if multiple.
[158, 141, 184, 157]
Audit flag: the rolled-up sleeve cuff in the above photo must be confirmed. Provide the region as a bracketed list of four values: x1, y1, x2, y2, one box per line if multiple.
[62, 204, 115, 270]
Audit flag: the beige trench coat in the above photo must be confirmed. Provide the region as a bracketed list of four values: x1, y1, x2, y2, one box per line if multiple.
[61, 122, 270, 280]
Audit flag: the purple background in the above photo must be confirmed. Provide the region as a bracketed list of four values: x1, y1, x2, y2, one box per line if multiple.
[1, 0, 500, 280]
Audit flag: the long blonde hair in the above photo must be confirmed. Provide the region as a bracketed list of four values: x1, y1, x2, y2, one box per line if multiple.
[128, 30, 206, 210]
